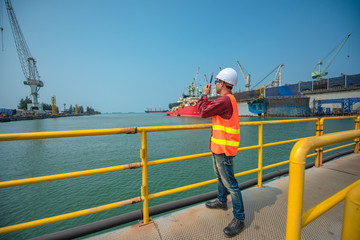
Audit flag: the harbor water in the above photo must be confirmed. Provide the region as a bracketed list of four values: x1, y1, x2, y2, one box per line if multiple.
[0, 114, 355, 239]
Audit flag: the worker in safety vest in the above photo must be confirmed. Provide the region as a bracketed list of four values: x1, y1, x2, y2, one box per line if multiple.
[196, 68, 245, 238]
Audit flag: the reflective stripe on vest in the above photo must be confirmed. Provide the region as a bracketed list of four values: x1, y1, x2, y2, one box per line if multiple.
[212, 125, 240, 134]
[211, 136, 239, 147]
[210, 94, 240, 156]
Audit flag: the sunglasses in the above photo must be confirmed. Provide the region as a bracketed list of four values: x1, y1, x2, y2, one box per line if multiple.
[214, 79, 223, 84]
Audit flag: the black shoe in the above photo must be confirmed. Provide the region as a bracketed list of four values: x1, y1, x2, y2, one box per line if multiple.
[205, 199, 227, 210]
[223, 218, 245, 238]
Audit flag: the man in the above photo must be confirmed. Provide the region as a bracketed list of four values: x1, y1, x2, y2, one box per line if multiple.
[196, 68, 245, 238]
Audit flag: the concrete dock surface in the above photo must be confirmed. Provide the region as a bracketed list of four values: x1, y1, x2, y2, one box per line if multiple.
[88, 153, 360, 240]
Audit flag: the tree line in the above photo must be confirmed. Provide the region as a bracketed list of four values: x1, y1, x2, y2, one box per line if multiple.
[18, 97, 100, 114]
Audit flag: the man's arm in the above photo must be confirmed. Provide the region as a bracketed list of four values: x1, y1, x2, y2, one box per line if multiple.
[197, 95, 230, 118]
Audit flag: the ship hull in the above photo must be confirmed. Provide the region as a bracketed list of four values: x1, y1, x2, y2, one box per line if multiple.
[145, 110, 167, 113]
[166, 106, 200, 116]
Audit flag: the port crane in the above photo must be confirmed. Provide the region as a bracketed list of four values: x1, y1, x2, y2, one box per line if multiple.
[252, 63, 284, 90]
[5, 0, 44, 112]
[236, 60, 251, 91]
[312, 33, 351, 79]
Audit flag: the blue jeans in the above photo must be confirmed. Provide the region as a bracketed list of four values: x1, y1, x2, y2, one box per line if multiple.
[212, 153, 245, 221]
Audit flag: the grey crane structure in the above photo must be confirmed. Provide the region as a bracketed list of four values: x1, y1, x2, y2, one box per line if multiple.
[5, 0, 44, 112]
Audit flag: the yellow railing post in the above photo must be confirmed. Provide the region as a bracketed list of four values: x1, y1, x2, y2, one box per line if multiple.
[315, 118, 324, 167]
[257, 123, 263, 188]
[286, 140, 309, 240]
[286, 129, 360, 240]
[341, 182, 360, 240]
[354, 116, 359, 153]
[140, 130, 151, 224]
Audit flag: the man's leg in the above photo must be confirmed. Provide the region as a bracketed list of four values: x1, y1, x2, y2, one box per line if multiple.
[214, 153, 245, 237]
[205, 153, 228, 210]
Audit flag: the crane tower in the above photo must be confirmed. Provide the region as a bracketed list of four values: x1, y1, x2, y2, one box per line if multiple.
[5, 0, 44, 112]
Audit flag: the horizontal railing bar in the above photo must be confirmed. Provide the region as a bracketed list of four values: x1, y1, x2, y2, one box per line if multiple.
[301, 179, 360, 227]
[235, 168, 260, 177]
[148, 152, 212, 166]
[262, 151, 317, 171]
[307, 152, 317, 158]
[323, 143, 354, 153]
[238, 145, 260, 151]
[0, 196, 143, 234]
[0, 142, 333, 189]
[321, 116, 357, 121]
[148, 166, 263, 200]
[263, 137, 310, 148]
[149, 179, 218, 199]
[137, 124, 212, 132]
[0, 128, 139, 141]
[0, 162, 142, 189]
[148, 144, 261, 166]
[239, 118, 318, 127]
[0, 119, 321, 142]
[263, 160, 289, 170]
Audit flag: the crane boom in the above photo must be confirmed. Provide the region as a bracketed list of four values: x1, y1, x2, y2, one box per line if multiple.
[312, 33, 351, 79]
[5, 0, 44, 112]
[236, 60, 251, 91]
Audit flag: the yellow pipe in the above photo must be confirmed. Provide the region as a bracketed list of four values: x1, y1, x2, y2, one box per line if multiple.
[0, 118, 320, 142]
[137, 124, 211, 133]
[235, 168, 260, 177]
[321, 116, 357, 121]
[354, 116, 359, 153]
[263, 137, 307, 148]
[307, 152, 317, 158]
[140, 130, 150, 224]
[260, 118, 318, 125]
[0, 196, 142, 234]
[322, 143, 354, 154]
[0, 119, 319, 142]
[0, 162, 142, 188]
[286, 129, 360, 240]
[149, 178, 218, 199]
[257, 124, 263, 187]
[263, 160, 290, 170]
[319, 116, 358, 164]
[148, 152, 212, 166]
[315, 119, 324, 167]
[238, 118, 318, 127]
[341, 181, 360, 240]
[147, 144, 261, 167]
[0, 128, 139, 141]
[302, 179, 360, 227]
[237, 145, 260, 151]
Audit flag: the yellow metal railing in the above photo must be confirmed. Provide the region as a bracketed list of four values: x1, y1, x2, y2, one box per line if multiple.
[286, 129, 360, 240]
[0, 116, 359, 235]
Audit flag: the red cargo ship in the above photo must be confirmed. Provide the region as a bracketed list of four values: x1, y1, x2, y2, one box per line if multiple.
[166, 105, 200, 116]
[166, 67, 210, 117]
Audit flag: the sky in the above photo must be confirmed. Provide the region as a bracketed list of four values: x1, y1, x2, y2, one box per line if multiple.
[0, 0, 359, 113]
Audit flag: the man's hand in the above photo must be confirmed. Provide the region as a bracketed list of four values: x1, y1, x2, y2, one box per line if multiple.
[203, 84, 211, 95]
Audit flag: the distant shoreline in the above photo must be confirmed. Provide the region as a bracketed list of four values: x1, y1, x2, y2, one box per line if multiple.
[0, 113, 100, 123]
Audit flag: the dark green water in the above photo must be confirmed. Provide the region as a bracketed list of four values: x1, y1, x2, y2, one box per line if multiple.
[0, 114, 355, 239]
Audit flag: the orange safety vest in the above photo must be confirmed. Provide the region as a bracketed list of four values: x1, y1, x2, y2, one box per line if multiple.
[210, 94, 240, 156]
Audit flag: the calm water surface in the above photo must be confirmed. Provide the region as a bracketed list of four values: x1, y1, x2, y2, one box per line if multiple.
[0, 114, 355, 239]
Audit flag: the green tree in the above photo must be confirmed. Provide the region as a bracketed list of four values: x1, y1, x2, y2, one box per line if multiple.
[78, 106, 84, 113]
[86, 106, 100, 114]
[18, 96, 32, 109]
[68, 105, 73, 114]
[42, 103, 52, 111]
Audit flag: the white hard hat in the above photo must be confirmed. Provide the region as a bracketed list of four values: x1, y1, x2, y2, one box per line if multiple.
[215, 68, 238, 86]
